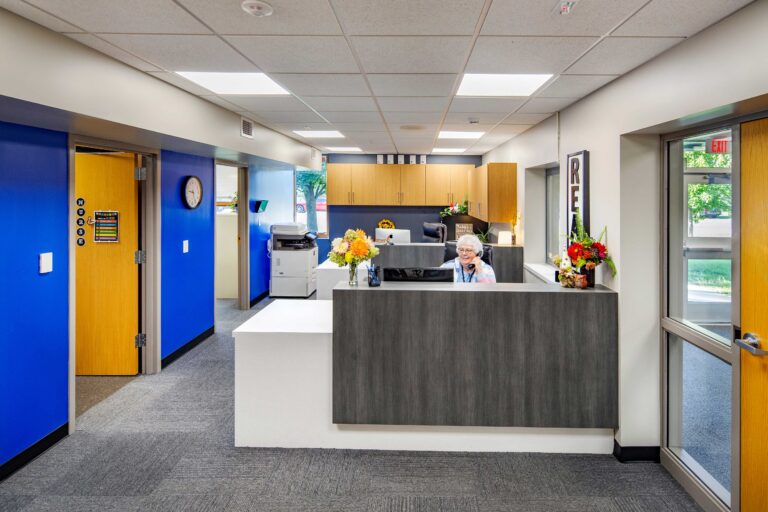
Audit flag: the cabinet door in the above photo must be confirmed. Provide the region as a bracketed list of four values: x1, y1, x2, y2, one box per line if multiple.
[400, 164, 426, 205]
[469, 165, 488, 221]
[487, 163, 517, 222]
[425, 164, 452, 205]
[350, 164, 377, 205]
[450, 165, 471, 204]
[373, 164, 400, 205]
[327, 163, 351, 205]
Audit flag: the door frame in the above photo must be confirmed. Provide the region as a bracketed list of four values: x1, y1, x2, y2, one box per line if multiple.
[214, 160, 250, 310]
[67, 135, 161, 433]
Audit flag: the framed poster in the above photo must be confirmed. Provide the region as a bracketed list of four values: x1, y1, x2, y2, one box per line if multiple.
[454, 223, 474, 238]
[566, 150, 589, 234]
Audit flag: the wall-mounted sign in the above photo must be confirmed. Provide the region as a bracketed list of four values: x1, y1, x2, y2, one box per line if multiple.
[94, 210, 119, 243]
[77, 238, 85, 246]
[77, 207, 86, 216]
[397, 154, 404, 164]
[76, 218, 85, 226]
[566, 150, 589, 234]
[377, 154, 384, 164]
[711, 139, 729, 153]
[420, 155, 427, 164]
[455, 223, 474, 238]
[76, 198, 85, 206]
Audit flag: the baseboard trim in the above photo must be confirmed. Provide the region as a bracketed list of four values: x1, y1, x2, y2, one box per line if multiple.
[161, 326, 214, 369]
[613, 440, 660, 463]
[250, 290, 268, 308]
[0, 423, 68, 481]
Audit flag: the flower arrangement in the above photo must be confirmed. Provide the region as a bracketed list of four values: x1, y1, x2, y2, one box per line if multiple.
[377, 218, 395, 229]
[439, 200, 468, 218]
[329, 229, 380, 286]
[554, 212, 616, 288]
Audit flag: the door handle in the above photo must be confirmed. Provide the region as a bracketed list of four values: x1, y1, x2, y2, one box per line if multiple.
[736, 333, 768, 356]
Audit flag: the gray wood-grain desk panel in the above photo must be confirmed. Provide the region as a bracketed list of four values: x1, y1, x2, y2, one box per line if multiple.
[333, 282, 618, 429]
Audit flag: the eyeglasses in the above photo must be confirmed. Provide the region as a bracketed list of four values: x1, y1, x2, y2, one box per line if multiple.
[457, 247, 475, 254]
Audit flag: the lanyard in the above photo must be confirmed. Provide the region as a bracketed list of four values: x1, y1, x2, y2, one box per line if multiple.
[459, 265, 476, 283]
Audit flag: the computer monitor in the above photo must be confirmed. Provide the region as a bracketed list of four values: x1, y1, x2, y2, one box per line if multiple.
[375, 228, 411, 244]
[382, 267, 453, 282]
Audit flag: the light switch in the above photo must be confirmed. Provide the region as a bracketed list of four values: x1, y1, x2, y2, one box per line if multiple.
[39, 252, 53, 274]
[183, 240, 189, 253]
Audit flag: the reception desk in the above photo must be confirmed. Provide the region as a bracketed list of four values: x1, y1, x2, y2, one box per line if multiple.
[333, 282, 618, 429]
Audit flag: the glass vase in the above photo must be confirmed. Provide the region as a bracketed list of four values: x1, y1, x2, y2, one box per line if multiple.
[348, 263, 358, 286]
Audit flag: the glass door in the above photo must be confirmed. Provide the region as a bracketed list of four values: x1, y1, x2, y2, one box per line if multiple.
[664, 127, 737, 508]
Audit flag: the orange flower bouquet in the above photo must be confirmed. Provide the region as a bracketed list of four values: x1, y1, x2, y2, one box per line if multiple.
[329, 229, 379, 286]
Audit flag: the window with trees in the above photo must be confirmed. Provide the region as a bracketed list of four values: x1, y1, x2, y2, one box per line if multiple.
[295, 167, 327, 236]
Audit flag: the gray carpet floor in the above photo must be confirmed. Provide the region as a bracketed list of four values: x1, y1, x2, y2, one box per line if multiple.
[0, 299, 702, 512]
[76, 376, 136, 417]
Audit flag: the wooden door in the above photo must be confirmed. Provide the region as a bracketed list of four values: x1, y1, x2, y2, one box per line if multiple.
[450, 165, 471, 204]
[425, 164, 452, 205]
[351, 164, 377, 205]
[374, 164, 400, 205]
[740, 118, 768, 511]
[400, 164, 426, 205]
[326, 163, 351, 205]
[75, 152, 139, 375]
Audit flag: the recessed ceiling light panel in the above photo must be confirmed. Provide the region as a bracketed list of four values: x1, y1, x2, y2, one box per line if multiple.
[438, 131, 484, 139]
[242, 0, 273, 17]
[432, 148, 467, 153]
[176, 72, 288, 95]
[457, 74, 553, 97]
[293, 130, 344, 138]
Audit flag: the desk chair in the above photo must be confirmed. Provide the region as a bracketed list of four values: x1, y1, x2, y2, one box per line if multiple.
[422, 222, 447, 243]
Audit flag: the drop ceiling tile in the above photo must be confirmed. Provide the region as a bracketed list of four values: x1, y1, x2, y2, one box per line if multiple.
[440, 124, 495, 132]
[367, 74, 457, 96]
[201, 95, 253, 112]
[383, 112, 444, 124]
[220, 95, 312, 112]
[566, 36, 683, 75]
[449, 97, 527, 113]
[482, 0, 647, 36]
[320, 111, 383, 123]
[178, 0, 342, 35]
[392, 135, 435, 145]
[537, 74, 617, 98]
[488, 125, 534, 136]
[444, 112, 509, 124]
[271, 74, 370, 96]
[352, 36, 472, 73]
[148, 71, 214, 95]
[614, 0, 753, 37]
[517, 97, 577, 114]
[274, 122, 335, 131]
[25, 0, 210, 33]
[398, 143, 435, 154]
[377, 97, 450, 112]
[330, 0, 485, 35]
[327, 122, 388, 132]
[98, 34, 257, 72]
[0, 0, 83, 31]
[302, 97, 377, 112]
[466, 36, 598, 74]
[66, 34, 161, 71]
[225, 36, 358, 73]
[501, 113, 552, 124]
[347, 133, 395, 145]
[359, 145, 397, 153]
[390, 125, 440, 135]
[256, 111, 327, 123]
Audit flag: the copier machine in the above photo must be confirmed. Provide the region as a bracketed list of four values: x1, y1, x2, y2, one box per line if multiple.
[269, 223, 318, 297]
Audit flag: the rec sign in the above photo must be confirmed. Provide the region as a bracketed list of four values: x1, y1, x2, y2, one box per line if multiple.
[566, 150, 590, 234]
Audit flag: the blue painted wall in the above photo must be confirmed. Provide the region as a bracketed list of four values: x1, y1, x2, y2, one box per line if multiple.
[326, 153, 482, 165]
[160, 150, 215, 359]
[248, 166, 295, 301]
[0, 121, 69, 466]
[328, 206, 442, 242]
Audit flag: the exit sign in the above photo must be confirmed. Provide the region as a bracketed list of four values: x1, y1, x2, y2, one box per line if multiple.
[711, 139, 729, 153]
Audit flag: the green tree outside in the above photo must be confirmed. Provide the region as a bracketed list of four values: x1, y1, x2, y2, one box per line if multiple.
[296, 169, 326, 233]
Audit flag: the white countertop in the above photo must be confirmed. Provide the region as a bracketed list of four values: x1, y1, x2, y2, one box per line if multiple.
[233, 299, 332, 335]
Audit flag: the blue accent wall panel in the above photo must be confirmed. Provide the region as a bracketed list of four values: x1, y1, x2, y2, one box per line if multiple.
[0, 121, 69, 466]
[160, 150, 215, 359]
[328, 206, 441, 242]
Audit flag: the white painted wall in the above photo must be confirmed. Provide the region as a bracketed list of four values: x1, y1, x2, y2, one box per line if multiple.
[484, 1, 768, 446]
[0, 9, 319, 169]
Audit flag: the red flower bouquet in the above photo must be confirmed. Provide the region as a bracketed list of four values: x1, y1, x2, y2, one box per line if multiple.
[566, 213, 617, 277]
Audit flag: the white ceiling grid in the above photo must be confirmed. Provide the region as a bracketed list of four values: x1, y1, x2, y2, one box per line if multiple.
[0, 0, 754, 155]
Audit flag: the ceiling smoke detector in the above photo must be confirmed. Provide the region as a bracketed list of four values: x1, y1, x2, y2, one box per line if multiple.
[242, 0, 274, 17]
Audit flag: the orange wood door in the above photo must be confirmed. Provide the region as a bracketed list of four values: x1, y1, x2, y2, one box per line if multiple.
[450, 165, 471, 205]
[425, 164, 452, 205]
[326, 163, 351, 205]
[373, 164, 400, 205]
[400, 164, 426, 206]
[740, 118, 768, 511]
[75, 152, 139, 375]
[350, 164, 377, 205]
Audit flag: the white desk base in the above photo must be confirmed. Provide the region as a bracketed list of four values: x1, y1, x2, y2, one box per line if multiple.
[315, 259, 369, 300]
[234, 299, 614, 453]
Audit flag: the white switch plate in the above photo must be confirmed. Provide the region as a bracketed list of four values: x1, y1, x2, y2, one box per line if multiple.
[39, 252, 53, 274]
[183, 240, 189, 253]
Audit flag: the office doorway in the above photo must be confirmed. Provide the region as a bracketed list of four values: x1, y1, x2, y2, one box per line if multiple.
[214, 162, 249, 313]
[69, 141, 159, 424]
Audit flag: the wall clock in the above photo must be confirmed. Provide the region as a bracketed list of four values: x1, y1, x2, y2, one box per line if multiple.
[183, 176, 203, 209]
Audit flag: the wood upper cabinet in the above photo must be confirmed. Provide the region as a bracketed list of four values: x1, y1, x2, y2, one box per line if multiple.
[399, 164, 426, 205]
[425, 164, 471, 205]
[450, 165, 471, 204]
[374, 164, 401, 205]
[350, 164, 376, 205]
[468, 163, 516, 222]
[327, 163, 351, 205]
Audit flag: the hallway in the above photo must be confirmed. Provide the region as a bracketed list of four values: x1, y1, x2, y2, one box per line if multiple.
[0, 300, 700, 512]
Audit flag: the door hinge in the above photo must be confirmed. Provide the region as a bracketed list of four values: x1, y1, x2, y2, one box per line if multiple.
[135, 333, 147, 348]
[134, 250, 146, 264]
[134, 166, 147, 181]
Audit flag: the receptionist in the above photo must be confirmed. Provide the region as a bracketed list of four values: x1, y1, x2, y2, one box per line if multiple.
[441, 234, 496, 283]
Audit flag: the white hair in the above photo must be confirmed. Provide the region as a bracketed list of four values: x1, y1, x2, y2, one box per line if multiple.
[456, 234, 483, 257]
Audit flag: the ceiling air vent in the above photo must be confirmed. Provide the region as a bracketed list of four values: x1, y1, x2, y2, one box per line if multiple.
[241, 118, 254, 139]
